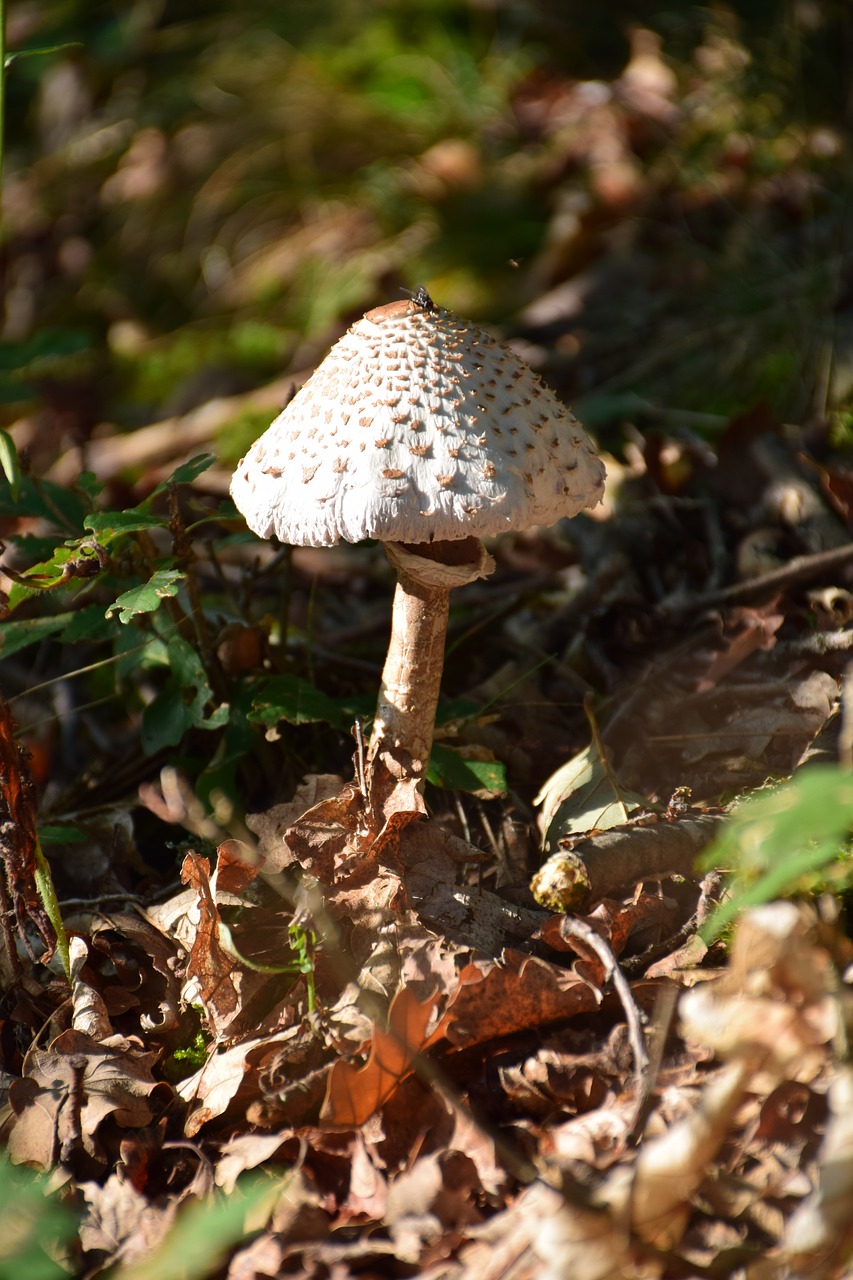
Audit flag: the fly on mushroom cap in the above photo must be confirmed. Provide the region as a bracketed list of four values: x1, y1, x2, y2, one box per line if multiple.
[230, 298, 605, 547]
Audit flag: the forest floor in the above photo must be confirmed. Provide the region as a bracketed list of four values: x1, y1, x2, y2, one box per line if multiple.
[2, 4, 853, 1278]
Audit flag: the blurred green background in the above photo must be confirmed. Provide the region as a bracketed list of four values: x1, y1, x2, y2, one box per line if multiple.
[3, 0, 852, 459]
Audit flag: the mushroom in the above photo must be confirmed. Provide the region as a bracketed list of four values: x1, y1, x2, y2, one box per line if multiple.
[230, 291, 605, 787]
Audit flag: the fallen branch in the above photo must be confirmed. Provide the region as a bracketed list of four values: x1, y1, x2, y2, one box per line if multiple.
[662, 543, 853, 618]
[532, 813, 725, 912]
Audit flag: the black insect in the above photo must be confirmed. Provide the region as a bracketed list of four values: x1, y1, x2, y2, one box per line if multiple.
[402, 285, 437, 313]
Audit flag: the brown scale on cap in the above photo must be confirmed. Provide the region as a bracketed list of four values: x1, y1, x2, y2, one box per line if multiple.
[231, 295, 605, 786]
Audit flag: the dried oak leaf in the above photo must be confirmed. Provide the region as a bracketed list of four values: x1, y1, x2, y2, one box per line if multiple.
[285, 761, 425, 885]
[78, 1171, 177, 1268]
[345, 1131, 389, 1220]
[321, 985, 442, 1127]
[694, 603, 785, 694]
[86, 912, 183, 1037]
[432, 949, 601, 1050]
[180, 851, 241, 1034]
[178, 1032, 289, 1136]
[245, 774, 345, 873]
[7, 1028, 165, 1170]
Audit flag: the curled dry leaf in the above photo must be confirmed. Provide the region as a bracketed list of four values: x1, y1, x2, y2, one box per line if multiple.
[780, 1064, 853, 1276]
[7, 1029, 164, 1171]
[386, 1150, 482, 1256]
[679, 901, 842, 1082]
[433, 949, 604, 1049]
[600, 1056, 755, 1249]
[78, 1171, 178, 1269]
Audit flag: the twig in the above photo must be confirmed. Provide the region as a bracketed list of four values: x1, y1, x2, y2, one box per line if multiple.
[558, 914, 649, 1092]
[541, 813, 725, 911]
[625, 982, 678, 1146]
[662, 543, 853, 618]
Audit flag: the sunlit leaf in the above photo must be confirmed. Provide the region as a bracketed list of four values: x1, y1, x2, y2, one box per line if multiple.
[84, 511, 166, 539]
[144, 453, 217, 504]
[428, 744, 507, 796]
[535, 744, 644, 853]
[0, 431, 22, 502]
[106, 568, 185, 623]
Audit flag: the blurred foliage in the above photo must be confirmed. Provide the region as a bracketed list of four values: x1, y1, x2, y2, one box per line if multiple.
[700, 765, 853, 941]
[0, 1150, 78, 1280]
[3, 0, 852, 434]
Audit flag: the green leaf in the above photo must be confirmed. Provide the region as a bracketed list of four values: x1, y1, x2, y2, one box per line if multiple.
[106, 568, 185, 623]
[141, 635, 229, 753]
[0, 1152, 78, 1280]
[142, 690, 194, 753]
[0, 329, 92, 377]
[700, 766, 853, 941]
[428, 744, 507, 796]
[38, 825, 88, 845]
[247, 674, 368, 730]
[84, 510, 166, 539]
[535, 743, 644, 853]
[0, 473, 90, 532]
[0, 431, 22, 502]
[143, 453, 217, 505]
[5, 548, 76, 612]
[5, 41, 84, 69]
[59, 602, 115, 643]
[0, 614, 70, 658]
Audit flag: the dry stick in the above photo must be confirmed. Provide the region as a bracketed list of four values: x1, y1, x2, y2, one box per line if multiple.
[558, 914, 649, 1088]
[663, 543, 853, 618]
[625, 982, 679, 1147]
[546, 813, 726, 911]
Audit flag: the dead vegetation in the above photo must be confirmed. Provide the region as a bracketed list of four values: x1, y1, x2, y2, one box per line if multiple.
[2, 3, 853, 1277]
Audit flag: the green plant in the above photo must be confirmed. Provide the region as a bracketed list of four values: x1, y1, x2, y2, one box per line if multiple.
[110, 1176, 276, 1280]
[0, 1151, 78, 1280]
[700, 765, 853, 941]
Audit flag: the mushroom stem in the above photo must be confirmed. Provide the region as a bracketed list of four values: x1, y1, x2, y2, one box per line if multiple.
[368, 537, 495, 783]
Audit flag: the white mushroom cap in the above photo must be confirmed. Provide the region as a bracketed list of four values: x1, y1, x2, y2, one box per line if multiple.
[230, 298, 605, 547]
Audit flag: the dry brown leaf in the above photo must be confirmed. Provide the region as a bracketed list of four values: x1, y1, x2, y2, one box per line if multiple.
[245, 774, 345, 872]
[679, 902, 841, 1083]
[215, 1133, 292, 1192]
[321, 985, 441, 1127]
[0, 698, 55, 963]
[344, 1131, 389, 1219]
[695, 603, 785, 693]
[178, 1031, 300, 1135]
[78, 1171, 178, 1268]
[779, 1065, 853, 1277]
[86, 913, 183, 1037]
[601, 1057, 754, 1249]
[7, 1028, 164, 1170]
[180, 851, 242, 1034]
[433, 950, 601, 1049]
[386, 1150, 482, 1255]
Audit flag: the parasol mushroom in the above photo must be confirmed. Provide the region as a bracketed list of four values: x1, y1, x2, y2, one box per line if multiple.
[230, 291, 605, 787]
